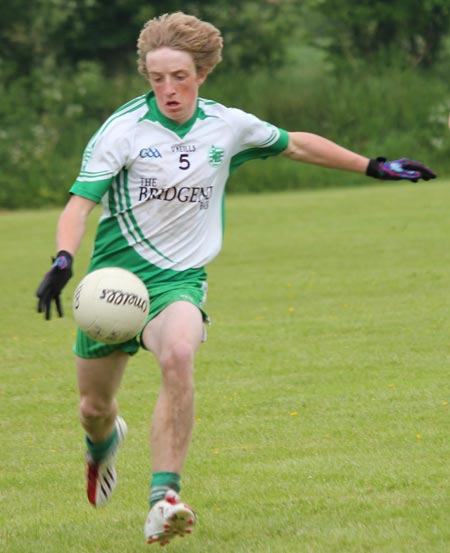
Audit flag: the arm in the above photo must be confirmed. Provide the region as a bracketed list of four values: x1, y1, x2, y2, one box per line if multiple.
[56, 194, 97, 256]
[36, 194, 97, 319]
[282, 131, 436, 181]
[283, 132, 369, 173]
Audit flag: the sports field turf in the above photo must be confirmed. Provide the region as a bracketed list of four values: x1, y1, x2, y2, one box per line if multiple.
[1, 179, 449, 552]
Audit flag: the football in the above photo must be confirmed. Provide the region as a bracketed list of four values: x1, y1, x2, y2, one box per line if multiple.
[73, 267, 150, 344]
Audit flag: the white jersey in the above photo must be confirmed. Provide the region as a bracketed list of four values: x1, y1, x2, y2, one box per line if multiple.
[70, 92, 288, 280]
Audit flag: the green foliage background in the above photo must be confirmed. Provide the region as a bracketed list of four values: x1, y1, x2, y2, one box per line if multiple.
[1, 0, 449, 209]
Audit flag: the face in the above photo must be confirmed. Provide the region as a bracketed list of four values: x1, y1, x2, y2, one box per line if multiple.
[146, 47, 206, 124]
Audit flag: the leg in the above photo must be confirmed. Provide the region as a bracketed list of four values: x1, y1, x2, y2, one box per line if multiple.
[142, 301, 204, 474]
[77, 351, 128, 442]
[76, 351, 129, 507]
[142, 301, 202, 543]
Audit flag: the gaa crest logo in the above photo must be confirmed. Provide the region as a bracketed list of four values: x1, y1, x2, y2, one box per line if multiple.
[208, 145, 225, 168]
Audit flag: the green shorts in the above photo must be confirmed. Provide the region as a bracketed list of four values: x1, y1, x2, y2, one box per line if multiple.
[74, 280, 209, 359]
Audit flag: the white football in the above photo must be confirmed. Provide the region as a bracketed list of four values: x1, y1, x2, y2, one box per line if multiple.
[73, 267, 150, 344]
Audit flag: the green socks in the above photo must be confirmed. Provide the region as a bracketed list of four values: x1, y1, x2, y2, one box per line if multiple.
[150, 472, 181, 506]
[86, 427, 119, 462]
[86, 432, 181, 507]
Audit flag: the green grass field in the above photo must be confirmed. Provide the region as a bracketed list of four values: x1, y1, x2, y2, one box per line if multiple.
[1, 180, 450, 552]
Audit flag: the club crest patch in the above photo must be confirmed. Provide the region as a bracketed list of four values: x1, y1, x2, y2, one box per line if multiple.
[208, 145, 225, 168]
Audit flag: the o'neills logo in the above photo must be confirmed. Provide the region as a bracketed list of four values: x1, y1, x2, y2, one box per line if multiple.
[99, 289, 148, 312]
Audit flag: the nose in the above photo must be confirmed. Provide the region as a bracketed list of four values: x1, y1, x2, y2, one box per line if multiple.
[162, 77, 176, 96]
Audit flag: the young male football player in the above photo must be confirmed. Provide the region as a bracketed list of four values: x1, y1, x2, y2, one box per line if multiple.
[36, 12, 436, 546]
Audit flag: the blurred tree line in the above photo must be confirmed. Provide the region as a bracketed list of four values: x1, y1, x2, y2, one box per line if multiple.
[1, 0, 450, 208]
[3, 0, 450, 80]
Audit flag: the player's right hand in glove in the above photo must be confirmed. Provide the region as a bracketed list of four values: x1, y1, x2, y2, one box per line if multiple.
[36, 250, 73, 320]
[366, 157, 436, 182]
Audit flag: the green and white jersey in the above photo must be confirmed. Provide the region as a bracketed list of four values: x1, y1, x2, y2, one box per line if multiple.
[70, 92, 289, 280]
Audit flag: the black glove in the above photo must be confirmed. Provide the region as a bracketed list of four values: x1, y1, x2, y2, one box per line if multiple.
[36, 250, 73, 320]
[366, 157, 436, 182]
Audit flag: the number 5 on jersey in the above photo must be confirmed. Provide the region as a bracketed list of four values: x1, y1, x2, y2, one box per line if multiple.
[179, 154, 190, 170]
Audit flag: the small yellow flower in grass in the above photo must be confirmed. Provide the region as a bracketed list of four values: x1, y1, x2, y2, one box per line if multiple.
[288, 307, 295, 313]
[388, 383, 396, 388]
[213, 449, 220, 455]
[416, 434, 422, 440]
[51, 449, 57, 453]
[196, 417, 202, 422]
[442, 401, 449, 407]
[290, 411, 299, 417]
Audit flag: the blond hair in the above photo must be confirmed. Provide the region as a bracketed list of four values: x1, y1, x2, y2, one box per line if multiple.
[137, 12, 223, 78]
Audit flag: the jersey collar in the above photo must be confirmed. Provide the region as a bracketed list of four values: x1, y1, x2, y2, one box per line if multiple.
[140, 91, 205, 139]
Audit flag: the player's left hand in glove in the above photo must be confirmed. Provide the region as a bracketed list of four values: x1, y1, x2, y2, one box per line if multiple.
[366, 157, 436, 182]
[36, 250, 73, 320]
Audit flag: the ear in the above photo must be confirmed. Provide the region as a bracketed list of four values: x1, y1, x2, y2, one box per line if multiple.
[197, 71, 208, 86]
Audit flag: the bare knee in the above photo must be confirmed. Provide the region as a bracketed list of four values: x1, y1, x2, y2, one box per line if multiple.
[79, 395, 116, 424]
[76, 352, 127, 435]
[159, 341, 195, 384]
